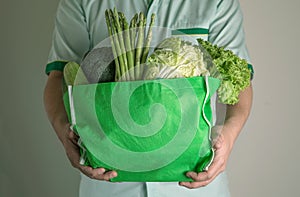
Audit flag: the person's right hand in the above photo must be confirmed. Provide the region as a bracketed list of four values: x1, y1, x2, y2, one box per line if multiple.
[62, 125, 118, 181]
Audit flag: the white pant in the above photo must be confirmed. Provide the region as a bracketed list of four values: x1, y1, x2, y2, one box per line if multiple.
[79, 172, 230, 197]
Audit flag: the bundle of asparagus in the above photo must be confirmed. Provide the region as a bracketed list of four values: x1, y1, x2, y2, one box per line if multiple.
[105, 8, 155, 81]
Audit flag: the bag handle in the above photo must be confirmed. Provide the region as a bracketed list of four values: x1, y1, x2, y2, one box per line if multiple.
[68, 85, 87, 165]
[201, 75, 214, 171]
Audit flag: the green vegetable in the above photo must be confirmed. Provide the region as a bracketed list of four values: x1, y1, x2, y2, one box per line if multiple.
[106, 10, 126, 81]
[105, 10, 120, 80]
[105, 8, 155, 81]
[63, 61, 88, 86]
[119, 12, 135, 80]
[80, 47, 116, 83]
[144, 37, 209, 79]
[129, 13, 138, 52]
[141, 13, 155, 64]
[134, 12, 146, 80]
[112, 8, 129, 80]
[197, 38, 251, 105]
[104, 9, 250, 105]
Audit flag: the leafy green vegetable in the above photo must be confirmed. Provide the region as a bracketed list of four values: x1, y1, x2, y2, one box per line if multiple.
[104, 9, 250, 105]
[63, 61, 88, 86]
[197, 38, 251, 105]
[144, 37, 209, 79]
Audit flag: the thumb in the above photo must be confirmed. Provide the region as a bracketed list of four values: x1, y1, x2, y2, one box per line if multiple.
[213, 134, 224, 149]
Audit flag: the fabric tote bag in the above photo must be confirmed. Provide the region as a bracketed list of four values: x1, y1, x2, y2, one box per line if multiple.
[63, 76, 220, 182]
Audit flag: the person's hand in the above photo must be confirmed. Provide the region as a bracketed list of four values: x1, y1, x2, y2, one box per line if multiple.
[179, 130, 233, 189]
[62, 125, 118, 181]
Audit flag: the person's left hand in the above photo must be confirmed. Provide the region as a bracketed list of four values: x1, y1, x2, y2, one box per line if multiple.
[179, 130, 233, 189]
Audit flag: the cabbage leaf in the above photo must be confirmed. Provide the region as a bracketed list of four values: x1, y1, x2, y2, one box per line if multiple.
[144, 37, 210, 79]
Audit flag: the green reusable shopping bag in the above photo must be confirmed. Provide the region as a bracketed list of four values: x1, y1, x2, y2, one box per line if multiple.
[63, 76, 220, 182]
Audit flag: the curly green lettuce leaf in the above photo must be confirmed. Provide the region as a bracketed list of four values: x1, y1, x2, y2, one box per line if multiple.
[197, 38, 251, 105]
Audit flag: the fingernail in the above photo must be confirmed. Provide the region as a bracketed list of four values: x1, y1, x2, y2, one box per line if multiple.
[112, 171, 117, 177]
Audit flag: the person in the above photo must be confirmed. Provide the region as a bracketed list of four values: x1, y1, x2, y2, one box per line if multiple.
[44, 0, 253, 196]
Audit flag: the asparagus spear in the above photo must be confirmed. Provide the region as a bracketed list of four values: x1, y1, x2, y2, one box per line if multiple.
[119, 12, 135, 80]
[105, 10, 121, 81]
[112, 8, 129, 80]
[141, 13, 155, 64]
[130, 13, 138, 50]
[108, 9, 126, 81]
[135, 12, 146, 80]
[129, 13, 138, 80]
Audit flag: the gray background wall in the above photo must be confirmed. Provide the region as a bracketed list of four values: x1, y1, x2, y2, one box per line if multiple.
[0, 0, 299, 196]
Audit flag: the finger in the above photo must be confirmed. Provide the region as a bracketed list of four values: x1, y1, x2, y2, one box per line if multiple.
[186, 171, 200, 181]
[65, 142, 82, 168]
[68, 130, 79, 140]
[80, 166, 103, 179]
[79, 166, 118, 181]
[211, 126, 223, 144]
[179, 181, 208, 189]
[101, 170, 118, 181]
[198, 170, 221, 187]
[214, 141, 222, 149]
[68, 131, 79, 145]
[213, 134, 224, 149]
[186, 155, 225, 182]
[184, 170, 219, 188]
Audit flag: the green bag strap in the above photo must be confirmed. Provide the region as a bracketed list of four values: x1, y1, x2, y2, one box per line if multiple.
[201, 75, 215, 171]
[68, 85, 87, 165]
[68, 86, 76, 130]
